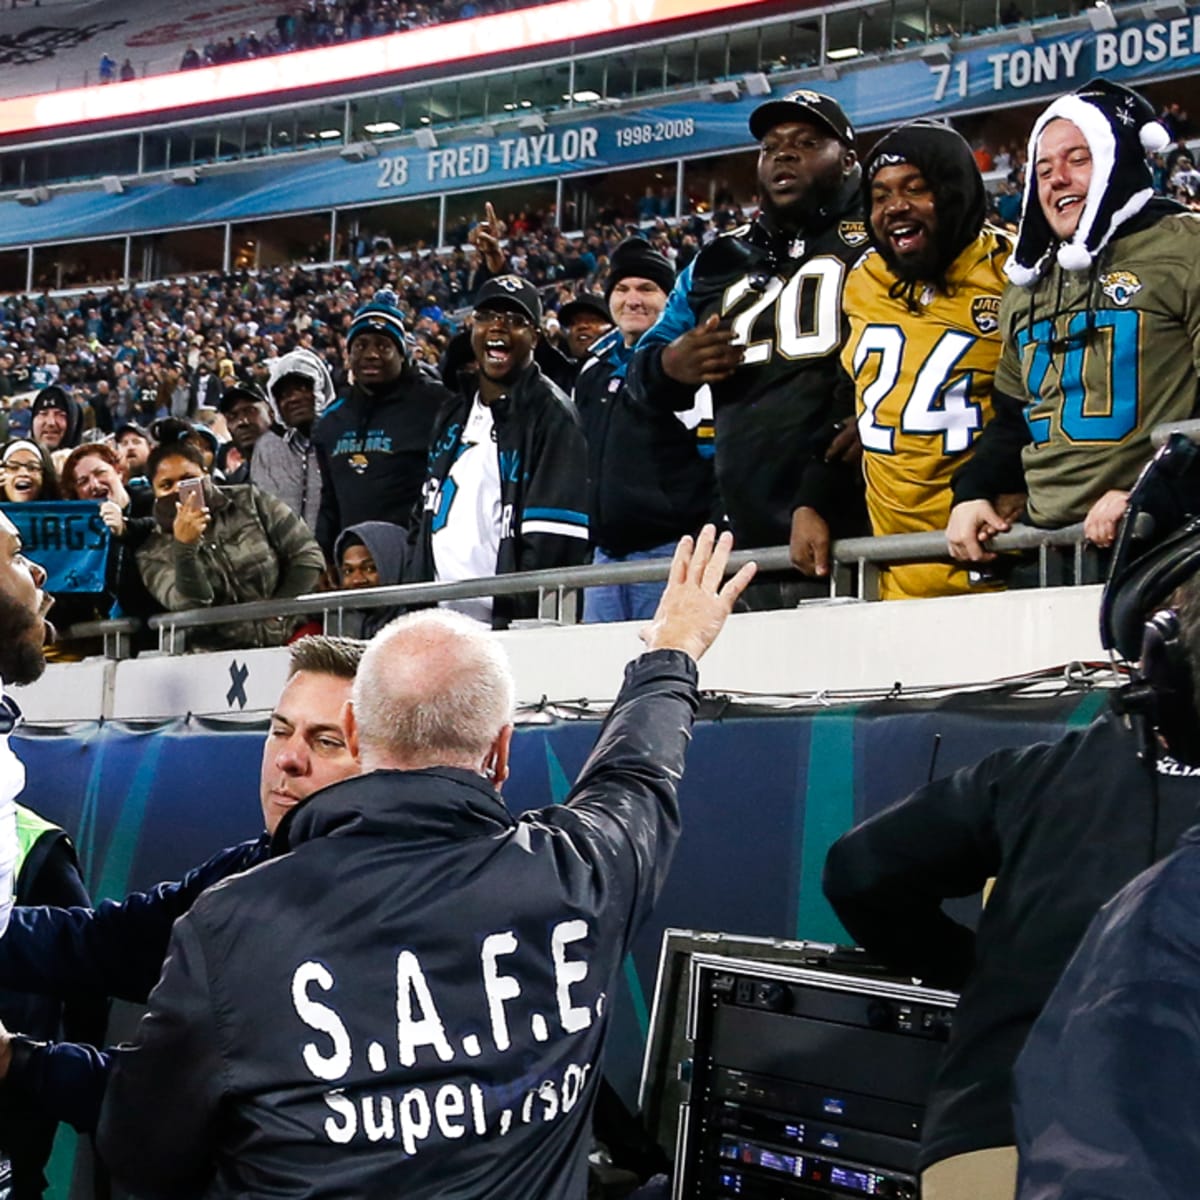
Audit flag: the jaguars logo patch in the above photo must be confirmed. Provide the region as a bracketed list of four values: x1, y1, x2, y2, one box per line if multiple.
[839, 220, 868, 248]
[971, 296, 1000, 335]
[347, 453, 370, 475]
[1100, 270, 1143, 306]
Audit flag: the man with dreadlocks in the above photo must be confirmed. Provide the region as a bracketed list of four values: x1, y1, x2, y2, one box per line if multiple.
[842, 121, 1012, 599]
[947, 78, 1200, 574]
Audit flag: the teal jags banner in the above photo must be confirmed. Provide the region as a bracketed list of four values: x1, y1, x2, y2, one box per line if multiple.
[0, 501, 109, 593]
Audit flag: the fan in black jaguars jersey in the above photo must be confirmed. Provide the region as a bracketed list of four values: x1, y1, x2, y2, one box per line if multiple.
[627, 90, 868, 603]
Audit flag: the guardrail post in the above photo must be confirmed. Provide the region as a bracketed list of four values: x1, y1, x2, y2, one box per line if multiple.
[104, 627, 132, 661]
[858, 558, 880, 602]
[829, 561, 854, 598]
[560, 585, 578, 625]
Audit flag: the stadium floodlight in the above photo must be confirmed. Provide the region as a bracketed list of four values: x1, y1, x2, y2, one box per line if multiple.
[1086, 2, 1117, 30]
[413, 127, 438, 150]
[919, 43, 952, 64]
[340, 142, 380, 161]
[363, 121, 402, 135]
[826, 46, 861, 60]
[568, 90, 602, 103]
[0, 0, 787, 138]
[517, 113, 546, 132]
[171, 168, 199, 185]
[16, 187, 49, 206]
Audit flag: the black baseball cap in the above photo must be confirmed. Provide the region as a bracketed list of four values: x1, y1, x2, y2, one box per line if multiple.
[474, 274, 542, 326]
[558, 293, 612, 328]
[115, 421, 152, 443]
[749, 89, 856, 145]
[218, 379, 271, 414]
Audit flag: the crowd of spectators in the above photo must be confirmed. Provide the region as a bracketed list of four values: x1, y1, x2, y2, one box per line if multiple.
[1, 84, 1196, 656]
[0, 206, 718, 653]
[0, 209, 705, 438]
[95, 0, 547, 83]
[186, 1, 538, 69]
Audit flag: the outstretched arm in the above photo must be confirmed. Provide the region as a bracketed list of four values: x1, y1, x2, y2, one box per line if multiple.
[550, 529, 756, 933]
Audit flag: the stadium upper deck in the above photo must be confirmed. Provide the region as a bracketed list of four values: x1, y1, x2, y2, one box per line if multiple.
[0, 0, 1197, 292]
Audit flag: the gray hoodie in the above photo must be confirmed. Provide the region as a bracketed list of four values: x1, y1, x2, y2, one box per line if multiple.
[250, 350, 337, 529]
[330, 520, 410, 638]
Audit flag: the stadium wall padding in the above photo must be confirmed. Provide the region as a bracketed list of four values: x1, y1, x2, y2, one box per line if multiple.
[14, 688, 1107, 1195]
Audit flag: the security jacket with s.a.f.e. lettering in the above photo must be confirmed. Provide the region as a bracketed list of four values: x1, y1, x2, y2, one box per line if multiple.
[405, 360, 589, 627]
[823, 703, 1200, 1170]
[312, 368, 449, 555]
[96, 649, 698, 1200]
[627, 179, 868, 549]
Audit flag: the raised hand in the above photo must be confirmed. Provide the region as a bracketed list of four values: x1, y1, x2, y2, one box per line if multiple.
[641, 525, 757, 662]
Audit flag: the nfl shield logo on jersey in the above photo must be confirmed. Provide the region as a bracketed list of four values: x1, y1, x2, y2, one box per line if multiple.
[971, 296, 1000, 335]
[1099, 270, 1143, 306]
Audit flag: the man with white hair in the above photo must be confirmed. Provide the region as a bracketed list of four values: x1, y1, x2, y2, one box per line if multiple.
[95, 527, 755, 1199]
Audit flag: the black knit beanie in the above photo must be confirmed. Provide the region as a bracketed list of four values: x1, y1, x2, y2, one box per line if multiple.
[604, 237, 675, 301]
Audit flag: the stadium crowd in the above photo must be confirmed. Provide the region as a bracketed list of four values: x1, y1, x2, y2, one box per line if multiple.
[0, 80, 1196, 652]
[5, 75, 1200, 1200]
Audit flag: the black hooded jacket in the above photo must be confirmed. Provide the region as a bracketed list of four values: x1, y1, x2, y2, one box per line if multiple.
[331, 519, 410, 637]
[861, 120, 988, 310]
[96, 650, 697, 1200]
[405, 361, 589, 627]
[30, 386, 84, 451]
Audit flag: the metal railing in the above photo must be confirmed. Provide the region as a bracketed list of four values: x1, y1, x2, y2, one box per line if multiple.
[55, 522, 1090, 657]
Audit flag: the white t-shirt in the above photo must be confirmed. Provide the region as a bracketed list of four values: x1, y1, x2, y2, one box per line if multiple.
[432, 396, 503, 624]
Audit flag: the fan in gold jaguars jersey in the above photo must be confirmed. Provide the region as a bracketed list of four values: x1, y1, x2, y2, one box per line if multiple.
[841, 121, 1014, 601]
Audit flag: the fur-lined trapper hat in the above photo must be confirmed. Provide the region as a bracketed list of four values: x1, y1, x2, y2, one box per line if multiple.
[267, 348, 337, 420]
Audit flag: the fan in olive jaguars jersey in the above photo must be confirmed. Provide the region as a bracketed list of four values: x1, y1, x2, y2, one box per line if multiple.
[627, 90, 868, 601]
[948, 79, 1200, 572]
[842, 121, 1012, 600]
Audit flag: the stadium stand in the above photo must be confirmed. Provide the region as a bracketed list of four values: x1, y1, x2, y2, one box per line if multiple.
[8, 0, 1200, 1196]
